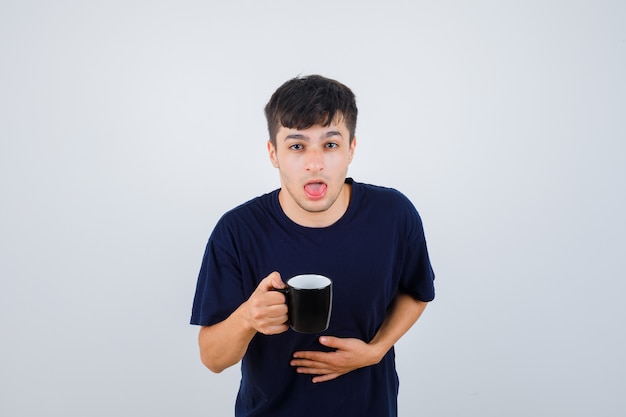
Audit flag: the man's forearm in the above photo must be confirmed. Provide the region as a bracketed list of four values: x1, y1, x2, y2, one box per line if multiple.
[368, 293, 428, 361]
[198, 304, 257, 373]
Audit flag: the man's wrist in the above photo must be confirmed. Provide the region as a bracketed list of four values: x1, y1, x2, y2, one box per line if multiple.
[367, 340, 390, 365]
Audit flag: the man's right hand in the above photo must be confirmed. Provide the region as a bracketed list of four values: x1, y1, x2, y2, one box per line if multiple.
[242, 271, 289, 335]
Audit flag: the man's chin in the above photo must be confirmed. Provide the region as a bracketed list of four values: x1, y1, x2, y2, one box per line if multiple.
[299, 201, 331, 214]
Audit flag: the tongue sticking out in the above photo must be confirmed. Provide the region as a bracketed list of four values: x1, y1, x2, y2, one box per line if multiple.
[304, 182, 327, 198]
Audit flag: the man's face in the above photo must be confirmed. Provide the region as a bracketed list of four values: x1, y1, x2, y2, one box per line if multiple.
[268, 118, 356, 227]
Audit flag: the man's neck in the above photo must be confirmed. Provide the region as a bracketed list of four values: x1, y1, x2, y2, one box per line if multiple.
[279, 182, 352, 228]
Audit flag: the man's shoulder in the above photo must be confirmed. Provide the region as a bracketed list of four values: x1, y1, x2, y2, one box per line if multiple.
[216, 189, 279, 229]
[228, 190, 276, 213]
[351, 180, 424, 233]
[353, 180, 415, 208]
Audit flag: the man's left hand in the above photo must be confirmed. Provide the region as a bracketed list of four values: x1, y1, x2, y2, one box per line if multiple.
[290, 336, 384, 383]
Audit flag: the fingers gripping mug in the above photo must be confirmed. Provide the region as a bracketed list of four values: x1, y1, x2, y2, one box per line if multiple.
[276, 274, 333, 334]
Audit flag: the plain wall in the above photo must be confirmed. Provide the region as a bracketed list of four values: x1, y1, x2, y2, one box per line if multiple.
[1, 1, 624, 416]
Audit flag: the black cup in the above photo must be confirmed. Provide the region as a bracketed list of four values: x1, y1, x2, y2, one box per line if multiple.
[277, 274, 333, 333]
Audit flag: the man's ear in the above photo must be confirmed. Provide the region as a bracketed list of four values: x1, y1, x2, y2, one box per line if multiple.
[348, 136, 357, 164]
[268, 140, 279, 168]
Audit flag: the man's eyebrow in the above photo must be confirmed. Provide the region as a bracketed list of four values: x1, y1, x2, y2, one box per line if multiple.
[283, 131, 343, 141]
[285, 133, 308, 140]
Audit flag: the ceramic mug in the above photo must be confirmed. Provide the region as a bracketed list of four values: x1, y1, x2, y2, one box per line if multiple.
[275, 274, 333, 333]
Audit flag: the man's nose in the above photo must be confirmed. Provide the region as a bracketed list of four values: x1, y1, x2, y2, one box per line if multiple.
[305, 148, 324, 171]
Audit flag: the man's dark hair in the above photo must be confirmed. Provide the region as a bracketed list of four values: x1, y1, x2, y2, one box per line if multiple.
[264, 75, 358, 146]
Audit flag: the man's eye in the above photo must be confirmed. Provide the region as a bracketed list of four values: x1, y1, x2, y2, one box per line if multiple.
[289, 144, 303, 150]
[325, 143, 338, 149]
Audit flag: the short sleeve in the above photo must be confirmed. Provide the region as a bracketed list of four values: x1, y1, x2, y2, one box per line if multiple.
[190, 221, 246, 326]
[398, 206, 436, 302]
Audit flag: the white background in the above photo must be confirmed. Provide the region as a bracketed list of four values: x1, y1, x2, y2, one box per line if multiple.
[1, 1, 624, 416]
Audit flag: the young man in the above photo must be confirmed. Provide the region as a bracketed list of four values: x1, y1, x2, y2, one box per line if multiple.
[191, 75, 435, 417]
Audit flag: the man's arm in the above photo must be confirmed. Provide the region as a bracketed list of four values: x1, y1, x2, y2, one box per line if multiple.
[290, 293, 428, 383]
[198, 272, 288, 373]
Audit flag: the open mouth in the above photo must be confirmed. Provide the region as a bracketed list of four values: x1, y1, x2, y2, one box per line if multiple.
[304, 181, 327, 199]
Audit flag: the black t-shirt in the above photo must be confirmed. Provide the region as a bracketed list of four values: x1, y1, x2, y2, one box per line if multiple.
[191, 178, 435, 417]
